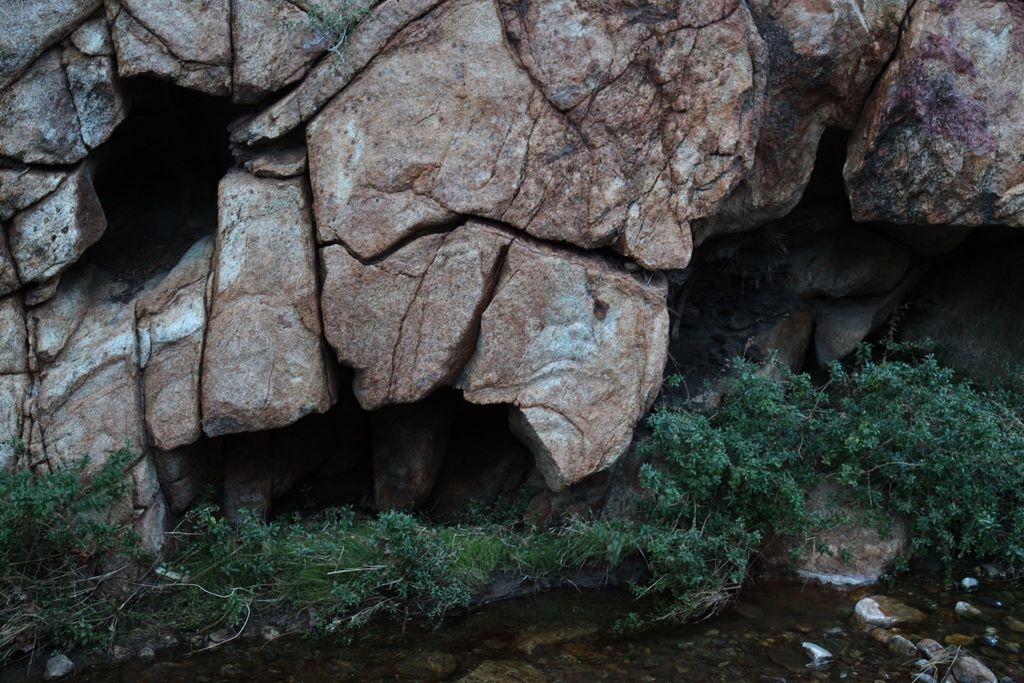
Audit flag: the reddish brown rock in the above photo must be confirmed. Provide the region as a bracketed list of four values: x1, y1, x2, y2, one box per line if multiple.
[307, 0, 765, 270]
[202, 171, 334, 437]
[320, 222, 513, 409]
[137, 237, 212, 451]
[231, 0, 328, 104]
[461, 239, 669, 490]
[845, 0, 1024, 226]
[230, 0, 445, 146]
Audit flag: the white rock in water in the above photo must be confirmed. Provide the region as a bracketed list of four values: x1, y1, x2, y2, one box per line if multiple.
[43, 654, 75, 680]
[802, 641, 833, 667]
[956, 601, 983, 619]
[961, 577, 980, 592]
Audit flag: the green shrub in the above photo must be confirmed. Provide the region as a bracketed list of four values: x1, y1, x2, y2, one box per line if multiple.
[633, 347, 1024, 624]
[0, 447, 139, 661]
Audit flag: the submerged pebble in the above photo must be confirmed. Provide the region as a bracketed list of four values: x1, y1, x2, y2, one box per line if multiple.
[957, 601, 985, 619]
[802, 642, 833, 668]
[962, 577, 981, 592]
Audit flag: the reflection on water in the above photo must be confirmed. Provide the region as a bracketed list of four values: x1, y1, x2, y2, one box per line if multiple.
[39, 576, 1024, 681]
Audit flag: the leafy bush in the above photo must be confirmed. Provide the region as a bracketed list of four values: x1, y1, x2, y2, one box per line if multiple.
[633, 347, 1024, 623]
[0, 447, 139, 661]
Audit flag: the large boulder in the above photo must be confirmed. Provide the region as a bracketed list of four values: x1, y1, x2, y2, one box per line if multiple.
[320, 221, 513, 409]
[230, 0, 352, 104]
[137, 236, 213, 450]
[461, 239, 669, 490]
[201, 171, 335, 437]
[106, 0, 231, 95]
[307, 0, 765, 270]
[230, 0, 457, 146]
[7, 164, 106, 286]
[845, 0, 1024, 226]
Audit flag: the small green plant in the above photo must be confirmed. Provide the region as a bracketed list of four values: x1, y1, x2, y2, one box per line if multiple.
[0, 448, 139, 661]
[303, 1, 381, 60]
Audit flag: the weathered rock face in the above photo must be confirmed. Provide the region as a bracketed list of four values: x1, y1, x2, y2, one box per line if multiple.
[307, 0, 765, 270]
[0, 33, 126, 165]
[202, 171, 335, 437]
[461, 240, 669, 490]
[29, 274, 145, 469]
[0, 0, 101, 91]
[321, 222, 513, 409]
[1, 0, 1023, 537]
[137, 236, 212, 451]
[698, 0, 911, 239]
[845, 0, 1024, 227]
[106, 0, 231, 95]
[8, 165, 107, 287]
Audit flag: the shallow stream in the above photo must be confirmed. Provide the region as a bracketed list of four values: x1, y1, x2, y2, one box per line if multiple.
[14, 573, 1024, 682]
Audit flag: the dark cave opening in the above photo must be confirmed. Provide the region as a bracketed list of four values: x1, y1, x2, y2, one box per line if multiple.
[86, 77, 236, 290]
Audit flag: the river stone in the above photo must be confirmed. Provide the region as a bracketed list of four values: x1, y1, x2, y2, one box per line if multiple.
[320, 222, 513, 410]
[202, 171, 335, 437]
[0, 0, 100, 91]
[137, 237, 212, 450]
[457, 661, 547, 683]
[956, 601, 984, 620]
[43, 653, 75, 680]
[460, 238, 669, 490]
[845, 0, 1024, 227]
[8, 165, 106, 286]
[854, 596, 926, 630]
[952, 655, 998, 683]
[106, 0, 231, 95]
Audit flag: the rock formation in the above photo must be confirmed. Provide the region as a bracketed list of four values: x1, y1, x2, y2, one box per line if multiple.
[0, 0, 1021, 535]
